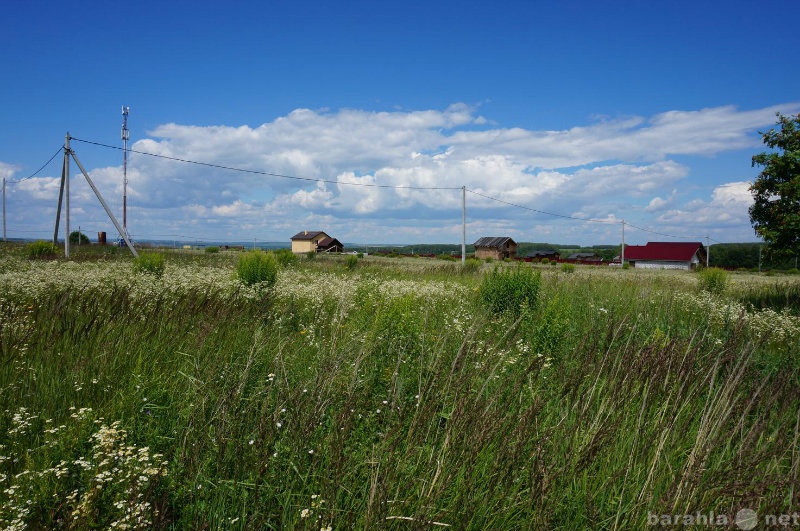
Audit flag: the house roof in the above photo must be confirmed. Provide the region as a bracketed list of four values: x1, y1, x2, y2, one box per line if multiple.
[290, 230, 328, 241]
[317, 237, 342, 248]
[526, 250, 559, 258]
[568, 253, 601, 260]
[624, 242, 704, 261]
[473, 236, 516, 248]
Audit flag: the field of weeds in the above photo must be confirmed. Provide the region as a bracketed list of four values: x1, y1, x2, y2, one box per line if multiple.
[1, 243, 799, 530]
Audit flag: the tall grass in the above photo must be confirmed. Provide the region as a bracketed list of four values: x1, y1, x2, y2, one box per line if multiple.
[237, 251, 278, 286]
[0, 253, 798, 529]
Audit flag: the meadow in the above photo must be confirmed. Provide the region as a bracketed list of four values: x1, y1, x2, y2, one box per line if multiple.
[1, 244, 799, 530]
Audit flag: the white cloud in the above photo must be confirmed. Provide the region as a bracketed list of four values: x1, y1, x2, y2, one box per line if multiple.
[3, 102, 797, 244]
[656, 181, 754, 227]
[0, 162, 19, 180]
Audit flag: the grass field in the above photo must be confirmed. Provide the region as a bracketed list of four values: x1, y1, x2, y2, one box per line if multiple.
[1, 243, 799, 530]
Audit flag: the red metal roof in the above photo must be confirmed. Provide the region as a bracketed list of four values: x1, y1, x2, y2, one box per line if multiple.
[624, 242, 704, 261]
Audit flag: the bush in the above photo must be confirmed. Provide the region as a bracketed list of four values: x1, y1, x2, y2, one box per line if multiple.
[205, 246, 220, 253]
[237, 251, 278, 286]
[133, 252, 166, 277]
[306, 251, 316, 261]
[698, 267, 728, 295]
[561, 263, 576, 273]
[462, 258, 482, 274]
[479, 265, 542, 317]
[27, 240, 59, 259]
[541, 258, 549, 265]
[484, 257, 494, 264]
[345, 254, 359, 270]
[273, 248, 298, 267]
[69, 231, 90, 245]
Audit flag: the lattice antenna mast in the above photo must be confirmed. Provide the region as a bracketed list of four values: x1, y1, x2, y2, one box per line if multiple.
[121, 106, 130, 235]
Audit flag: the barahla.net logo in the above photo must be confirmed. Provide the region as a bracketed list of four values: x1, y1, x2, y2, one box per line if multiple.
[648, 508, 800, 529]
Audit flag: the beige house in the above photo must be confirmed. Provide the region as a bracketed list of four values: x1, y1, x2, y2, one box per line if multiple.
[290, 231, 331, 254]
[474, 237, 517, 260]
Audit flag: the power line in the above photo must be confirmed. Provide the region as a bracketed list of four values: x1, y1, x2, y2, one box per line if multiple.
[14, 138, 750, 245]
[70, 137, 462, 191]
[467, 188, 734, 242]
[624, 221, 693, 240]
[465, 188, 618, 224]
[7, 147, 64, 183]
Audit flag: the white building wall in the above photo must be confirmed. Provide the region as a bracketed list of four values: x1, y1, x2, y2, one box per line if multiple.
[633, 261, 691, 270]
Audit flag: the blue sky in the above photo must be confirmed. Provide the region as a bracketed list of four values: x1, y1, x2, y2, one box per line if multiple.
[2, 0, 799, 246]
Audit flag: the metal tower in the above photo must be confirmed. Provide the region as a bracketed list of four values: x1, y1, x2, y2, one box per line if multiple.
[121, 106, 130, 235]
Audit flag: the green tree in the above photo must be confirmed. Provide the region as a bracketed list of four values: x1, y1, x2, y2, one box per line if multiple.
[749, 113, 800, 257]
[69, 230, 90, 245]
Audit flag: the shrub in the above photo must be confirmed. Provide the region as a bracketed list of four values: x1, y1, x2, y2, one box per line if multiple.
[479, 265, 541, 317]
[27, 240, 59, 259]
[462, 258, 482, 274]
[237, 251, 278, 286]
[345, 254, 359, 270]
[622, 262, 631, 270]
[541, 258, 549, 265]
[306, 251, 316, 261]
[205, 246, 219, 253]
[357, 252, 364, 259]
[484, 257, 494, 264]
[69, 231, 90, 245]
[561, 263, 576, 273]
[273, 248, 298, 267]
[698, 267, 728, 295]
[437, 253, 456, 261]
[133, 252, 166, 277]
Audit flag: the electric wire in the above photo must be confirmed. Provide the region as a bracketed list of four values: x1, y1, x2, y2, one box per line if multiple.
[465, 188, 618, 224]
[12, 140, 749, 246]
[71, 137, 463, 191]
[7, 147, 64, 183]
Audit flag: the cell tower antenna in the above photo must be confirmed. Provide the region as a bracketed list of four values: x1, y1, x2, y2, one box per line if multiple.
[121, 106, 130, 236]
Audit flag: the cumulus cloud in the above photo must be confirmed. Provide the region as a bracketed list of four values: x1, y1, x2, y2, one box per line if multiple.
[0, 162, 20, 180]
[4, 101, 798, 244]
[656, 182, 754, 228]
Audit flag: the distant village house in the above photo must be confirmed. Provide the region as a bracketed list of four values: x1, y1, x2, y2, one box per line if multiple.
[474, 237, 517, 260]
[290, 231, 344, 254]
[624, 242, 706, 270]
[567, 252, 603, 263]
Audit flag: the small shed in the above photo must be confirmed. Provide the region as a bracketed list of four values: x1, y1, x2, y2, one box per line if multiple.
[474, 237, 517, 260]
[317, 237, 344, 253]
[567, 252, 603, 263]
[290, 231, 330, 254]
[525, 250, 560, 262]
[624, 242, 706, 270]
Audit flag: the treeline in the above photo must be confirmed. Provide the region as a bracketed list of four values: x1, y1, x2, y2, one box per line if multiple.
[368, 242, 620, 260]
[708, 243, 798, 270]
[367, 242, 798, 271]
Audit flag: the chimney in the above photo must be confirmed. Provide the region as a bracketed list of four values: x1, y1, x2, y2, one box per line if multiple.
[304, 230, 307, 235]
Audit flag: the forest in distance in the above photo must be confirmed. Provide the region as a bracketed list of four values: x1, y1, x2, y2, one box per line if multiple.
[365, 242, 799, 270]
